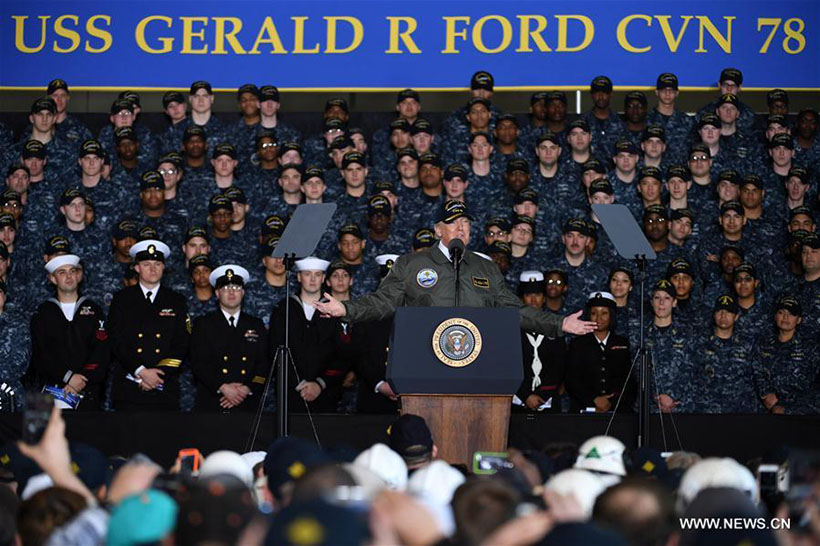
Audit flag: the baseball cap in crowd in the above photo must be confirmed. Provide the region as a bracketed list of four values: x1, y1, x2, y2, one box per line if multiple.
[47, 78, 69, 95]
[470, 71, 494, 91]
[436, 200, 472, 224]
[107, 490, 178, 546]
[590, 75, 613, 93]
[190, 80, 213, 94]
[713, 294, 740, 313]
[776, 295, 802, 316]
[22, 140, 46, 159]
[162, 91, 185, 109]
[412, 228, 436, 250]
[656, 72, 679, 90]
[387, 414, 434, 462]
[719, 67, 743, 86]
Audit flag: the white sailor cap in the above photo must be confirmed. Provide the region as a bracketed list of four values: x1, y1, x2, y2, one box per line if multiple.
[586, 291, 617, 308]
[587, 291, 616, 302]
[129, 239, 170, 261]
[295, 257, 330, 272]
[209, 264, 250, 288]
[519, 270, 544, 283]
[375, 254, 400, 267]
[45, 254, 80, 274]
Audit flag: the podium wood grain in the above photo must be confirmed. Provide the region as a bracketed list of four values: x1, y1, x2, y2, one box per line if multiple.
[400, 394, 511, 468]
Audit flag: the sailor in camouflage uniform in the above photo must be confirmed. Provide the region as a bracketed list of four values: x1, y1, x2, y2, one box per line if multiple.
[753, 296, 820, 415]
[693, 295, 762, 413]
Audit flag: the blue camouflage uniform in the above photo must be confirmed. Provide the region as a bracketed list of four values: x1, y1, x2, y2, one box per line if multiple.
[693, 320, 761, 414]
[630, 318, 698, 413]
[544, 252, 609, 311]
[0, 308, 31, 410]
[646, 103, 696, 165]
[98, 122, 158, 170]
[753, 328, 820, 415]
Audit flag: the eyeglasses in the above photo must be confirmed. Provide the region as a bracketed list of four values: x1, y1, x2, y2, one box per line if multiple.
[486, 230, 507, 237]
[158, 168, 177, 176]
[219, 285, 244, 291]
[734, 275, 754, 283]
[115, 111, 134, 117]
[260, 142, 278, 149]
[690, 155, 709, 162]
[512, 226, 533, 235]
[2, 202, 20, 209]
[645, 218, 666, 224]
[546, 279, 564, 285]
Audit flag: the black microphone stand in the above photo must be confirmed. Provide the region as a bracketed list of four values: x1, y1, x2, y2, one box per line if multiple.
[453, 248, 461, 307]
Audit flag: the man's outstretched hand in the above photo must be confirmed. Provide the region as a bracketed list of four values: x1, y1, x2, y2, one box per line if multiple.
[313, 292, 347, 318]
[561, 310, 597, 335]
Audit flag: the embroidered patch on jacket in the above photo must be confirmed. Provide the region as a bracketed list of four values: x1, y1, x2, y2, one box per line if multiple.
[417, 268, 438, 288]
[472, 276, 490, 288]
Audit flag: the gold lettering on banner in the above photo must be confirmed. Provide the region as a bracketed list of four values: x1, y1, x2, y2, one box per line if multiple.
[324, 16, 363, 53]
[617, 14, 651, 53]
[85, 15, 112, 53]
[555, 15, 594, 52]
[249, 16, 288, 54]
[212, 17, 245, 54]
[386, 16, 421, 54]
[757, 18, 806, 54]
[516, 15, 551, 52]
[135, 15, 173, 54]
[472, 15, 513, 54]
[13, 15, 49, 53]
[655, 15, 693, 53]
[292, 16, 321, 53]
[180, 16, 209, 54]
[10, 11, 788, 61]
[442, 16, 471, 53]
[53, 14, 81, 53]
[695, 15, 734, 53]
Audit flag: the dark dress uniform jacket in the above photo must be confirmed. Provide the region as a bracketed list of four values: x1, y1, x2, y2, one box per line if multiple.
[354, 317, 398, 414]
[29, 296, 109, 409]
[107, 285, 190, 410]
[190, 310, 269, 411]
[565, 332, 634, 412]
[343, 245, 565, 337]
[270, 296, 339, 412]
[516, 331, 566, 413]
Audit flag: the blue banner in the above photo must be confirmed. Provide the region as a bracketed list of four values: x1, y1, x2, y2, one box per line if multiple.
[1, 1, 818, 90]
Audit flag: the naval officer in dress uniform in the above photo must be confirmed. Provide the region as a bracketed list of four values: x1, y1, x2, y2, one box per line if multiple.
[190, 264, 269, 411]
[107, 239, 190, 410]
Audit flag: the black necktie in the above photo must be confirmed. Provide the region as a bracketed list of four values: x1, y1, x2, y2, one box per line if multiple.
[599, 341, 606, 352]
[146, 291, 152, 303]
[229, 316, 235, 328]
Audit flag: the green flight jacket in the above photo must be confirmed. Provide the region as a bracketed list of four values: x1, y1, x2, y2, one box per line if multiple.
[343, 245, 565, 338]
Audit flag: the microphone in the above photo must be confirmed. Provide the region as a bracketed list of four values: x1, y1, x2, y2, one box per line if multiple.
[448, 238, 465, 268]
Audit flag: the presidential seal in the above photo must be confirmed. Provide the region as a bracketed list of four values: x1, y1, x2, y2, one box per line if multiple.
[432, 318, 482, 368]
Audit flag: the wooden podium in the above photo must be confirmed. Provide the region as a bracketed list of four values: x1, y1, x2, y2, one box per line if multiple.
[400, 395, 511, 467]
[387, 307, 522, 468]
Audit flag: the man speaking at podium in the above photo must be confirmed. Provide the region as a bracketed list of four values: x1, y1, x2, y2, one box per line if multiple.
[315, 200, 596, 338]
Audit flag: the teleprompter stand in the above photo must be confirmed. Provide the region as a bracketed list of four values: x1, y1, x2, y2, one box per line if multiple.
[592, 204, 656, 448]
[245, 203, 336, 450]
